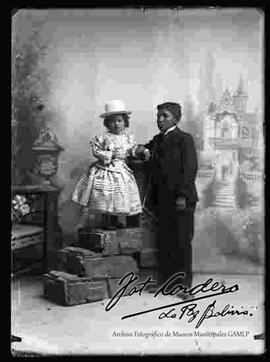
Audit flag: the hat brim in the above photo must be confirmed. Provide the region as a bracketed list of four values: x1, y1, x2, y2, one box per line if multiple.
[100, 110, 132, 118]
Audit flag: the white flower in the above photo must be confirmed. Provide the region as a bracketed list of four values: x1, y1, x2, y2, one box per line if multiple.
[21, 204, 30, 215]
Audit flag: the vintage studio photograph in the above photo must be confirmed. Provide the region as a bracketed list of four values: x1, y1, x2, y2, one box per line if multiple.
[11, 7, 265, 356]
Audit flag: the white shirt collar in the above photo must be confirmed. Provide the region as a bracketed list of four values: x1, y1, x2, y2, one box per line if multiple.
[163, 125, 177, 136]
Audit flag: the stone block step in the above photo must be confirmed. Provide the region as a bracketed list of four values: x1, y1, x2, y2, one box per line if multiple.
[78, 227, 143, 256]
[43, 270, 108, 306]
[58, 247, 138, 279]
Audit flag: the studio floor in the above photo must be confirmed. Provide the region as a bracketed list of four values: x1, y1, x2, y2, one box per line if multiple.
[11, 272, 265, 356]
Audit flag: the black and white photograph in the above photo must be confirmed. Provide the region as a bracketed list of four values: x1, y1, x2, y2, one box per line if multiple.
[11, 7, 265, 355]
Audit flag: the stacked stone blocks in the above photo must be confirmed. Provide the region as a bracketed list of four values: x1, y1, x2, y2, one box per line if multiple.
[43, 227, 142, 306]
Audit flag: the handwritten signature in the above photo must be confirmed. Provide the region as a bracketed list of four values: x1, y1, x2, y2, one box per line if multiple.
[104, 272, 253, 328]
[158, 300, 252, 328]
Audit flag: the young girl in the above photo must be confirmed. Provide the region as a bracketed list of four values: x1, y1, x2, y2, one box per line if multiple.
[72, 100, 142, 229]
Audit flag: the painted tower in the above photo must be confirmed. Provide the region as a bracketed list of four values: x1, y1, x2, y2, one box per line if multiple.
[204, 76, 263, 185]
[232, 75, 248, 118]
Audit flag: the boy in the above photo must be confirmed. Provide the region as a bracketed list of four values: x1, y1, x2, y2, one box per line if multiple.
[137, 102, 198, 297]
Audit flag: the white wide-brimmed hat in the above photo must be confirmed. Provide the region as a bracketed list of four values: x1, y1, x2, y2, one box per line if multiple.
[100, 100, 131, 118]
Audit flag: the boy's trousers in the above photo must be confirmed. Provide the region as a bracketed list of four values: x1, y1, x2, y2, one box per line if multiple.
[156, 195, 196, 291]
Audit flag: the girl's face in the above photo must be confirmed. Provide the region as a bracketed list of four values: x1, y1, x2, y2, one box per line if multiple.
[108, 114, 125, 134]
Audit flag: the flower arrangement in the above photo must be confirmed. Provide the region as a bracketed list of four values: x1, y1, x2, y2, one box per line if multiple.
[11, 195, 31, 223]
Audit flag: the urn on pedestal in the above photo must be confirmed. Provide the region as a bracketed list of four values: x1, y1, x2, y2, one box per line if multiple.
[30, 127, 64, 187]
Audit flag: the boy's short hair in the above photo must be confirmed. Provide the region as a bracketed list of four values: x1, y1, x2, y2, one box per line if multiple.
[103, 113, 130, 129]
[157, 102, 182, 122]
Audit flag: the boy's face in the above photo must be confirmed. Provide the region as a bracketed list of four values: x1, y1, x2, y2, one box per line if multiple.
[108, 114, 125, 134]
[157, 108, 177, 133]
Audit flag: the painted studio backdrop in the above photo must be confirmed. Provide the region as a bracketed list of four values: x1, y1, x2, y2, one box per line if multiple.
[12, 8, 264, 274]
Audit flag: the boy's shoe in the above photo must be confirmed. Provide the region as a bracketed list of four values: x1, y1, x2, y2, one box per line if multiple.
[175, 293, 195, 302]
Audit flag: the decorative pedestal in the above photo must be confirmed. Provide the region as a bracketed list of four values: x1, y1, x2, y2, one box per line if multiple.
[12, 128, 64, 274]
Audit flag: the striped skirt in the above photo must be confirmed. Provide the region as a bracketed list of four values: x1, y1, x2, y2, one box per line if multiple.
[72, 161, 142, 215]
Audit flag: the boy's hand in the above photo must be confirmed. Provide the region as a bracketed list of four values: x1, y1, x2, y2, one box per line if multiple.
[134, 145, 150, 160]
[175, 196, 186, 211]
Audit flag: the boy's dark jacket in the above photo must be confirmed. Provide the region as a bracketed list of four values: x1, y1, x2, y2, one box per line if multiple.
[141, 127, 199, 215]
